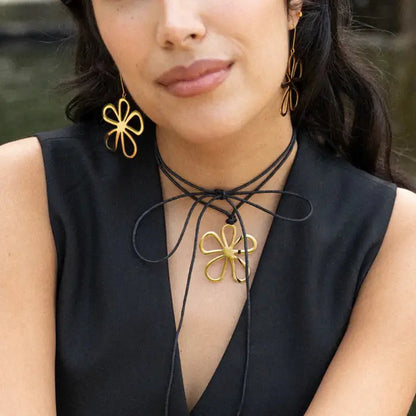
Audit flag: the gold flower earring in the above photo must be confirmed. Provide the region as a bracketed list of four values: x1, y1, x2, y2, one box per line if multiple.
[280, 11, 303, 117]
[102, 74, 144, 159]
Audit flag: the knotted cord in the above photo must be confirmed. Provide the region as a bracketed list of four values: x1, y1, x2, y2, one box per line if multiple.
[132, 130, 313, 415]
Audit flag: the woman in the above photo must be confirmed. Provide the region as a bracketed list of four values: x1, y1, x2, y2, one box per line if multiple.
[0, 0, 415, 415]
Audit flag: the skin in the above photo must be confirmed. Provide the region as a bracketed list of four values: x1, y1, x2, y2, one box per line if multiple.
[0, 0, 416, 415]
[92, 0, 301, 189]
[92, 0, 303, 409]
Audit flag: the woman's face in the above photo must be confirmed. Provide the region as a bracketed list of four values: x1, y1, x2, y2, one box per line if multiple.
[92, 0, 301, 143]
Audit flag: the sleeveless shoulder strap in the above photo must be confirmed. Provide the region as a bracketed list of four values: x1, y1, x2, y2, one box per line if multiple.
[299, 133, 397, 299]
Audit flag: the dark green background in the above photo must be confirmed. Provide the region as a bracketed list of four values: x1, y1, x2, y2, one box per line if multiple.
[1, 1, 415, 180]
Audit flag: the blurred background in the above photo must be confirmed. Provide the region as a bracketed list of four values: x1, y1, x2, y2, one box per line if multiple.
[0, 0, 415, 414]
[0, 0, 415, 181]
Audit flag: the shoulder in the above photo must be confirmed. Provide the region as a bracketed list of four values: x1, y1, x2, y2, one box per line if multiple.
[361, 185, 416, 304]
[303, 186, 416, 415]
[0, 137, 57, 414]
[33, 119, 146, 174]
[0, 136, 45, 195]
[0, 135, 57, 287]
[300, 136, 397, 245]
[34, 121, 105, 154]
[0, 123, 99, 200]
[33, 121, 117, 192]
[0, 136, 52, 236]
[0, 136, 59, 261]
[344, 185, 416, 406]
[375, 182, 416, 270]
[382, 186, 416, 243]
[302, 134, 397, 200]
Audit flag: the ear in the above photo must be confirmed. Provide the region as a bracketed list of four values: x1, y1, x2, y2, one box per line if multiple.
[287, 0, 303, 30]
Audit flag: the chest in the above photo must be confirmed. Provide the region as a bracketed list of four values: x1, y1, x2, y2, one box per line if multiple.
[164, 202, 276, 412]
[54, 183, 363, 416]
[48, 129, 395, 415]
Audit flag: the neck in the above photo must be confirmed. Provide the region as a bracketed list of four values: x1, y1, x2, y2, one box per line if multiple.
[155, 112, 295, 190]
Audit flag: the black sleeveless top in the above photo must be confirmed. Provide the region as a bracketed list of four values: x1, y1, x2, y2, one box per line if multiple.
[35, 120, 396, 416]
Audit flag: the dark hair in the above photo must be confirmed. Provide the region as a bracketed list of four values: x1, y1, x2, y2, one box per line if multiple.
[60, 0, 415, 191]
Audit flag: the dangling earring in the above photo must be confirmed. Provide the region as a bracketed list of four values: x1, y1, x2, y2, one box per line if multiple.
[102, 74, 144, 159]
[280, 11, 303, 117]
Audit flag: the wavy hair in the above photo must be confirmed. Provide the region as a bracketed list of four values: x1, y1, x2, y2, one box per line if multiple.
[59, 0, 415, 190]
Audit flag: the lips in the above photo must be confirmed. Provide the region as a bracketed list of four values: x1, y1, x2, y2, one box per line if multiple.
[156, 59, 233, 97]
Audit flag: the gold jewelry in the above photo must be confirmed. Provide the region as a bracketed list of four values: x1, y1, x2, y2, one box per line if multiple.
[280, 15, 303, 117]
[102, 74, 144, 159]
[199, 224, 257, 283]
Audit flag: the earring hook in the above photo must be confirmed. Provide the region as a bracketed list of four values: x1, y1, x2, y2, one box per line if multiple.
[291, 10, 302, 53]
[119, 73, 126, 98]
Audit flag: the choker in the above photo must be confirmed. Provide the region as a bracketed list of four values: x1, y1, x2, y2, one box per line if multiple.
[132, 130, 313, 416]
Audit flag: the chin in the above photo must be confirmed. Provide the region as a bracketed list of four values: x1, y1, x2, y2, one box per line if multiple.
[155, 95, 264, 145]
[165, 110, 253, 145]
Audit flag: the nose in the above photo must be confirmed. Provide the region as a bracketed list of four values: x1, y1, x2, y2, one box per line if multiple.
[156, 0, 206, 49]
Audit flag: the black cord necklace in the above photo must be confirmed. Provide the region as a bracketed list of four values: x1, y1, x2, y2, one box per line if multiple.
[132, 130, 313, 415]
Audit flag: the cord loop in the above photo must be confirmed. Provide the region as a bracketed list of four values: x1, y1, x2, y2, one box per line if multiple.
[132, 130, 313, 416]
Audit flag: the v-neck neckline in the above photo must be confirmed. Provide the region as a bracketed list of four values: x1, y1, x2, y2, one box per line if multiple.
[150, 131, 305, 416]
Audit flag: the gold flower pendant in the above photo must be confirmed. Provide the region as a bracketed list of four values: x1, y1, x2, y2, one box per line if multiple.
[199, 224, 257, 283]
[103, 98, 144, 159]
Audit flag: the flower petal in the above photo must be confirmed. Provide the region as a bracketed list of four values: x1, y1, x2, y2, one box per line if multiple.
[125, 110, 145, 136]
[233, 233, 257, 254]
[221, 224, 237, 248]
[103, 103, 121, 126]
[121, 130, 138, 159]
[235, 256, 250, 283]
[199, 231, 225, 254]
[118, 98, 131, 122]
[280, 87, 291, 117]
[290, 87, 299, 111]
[205, 255, 228, 282]
[104, 128, 120, 152]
